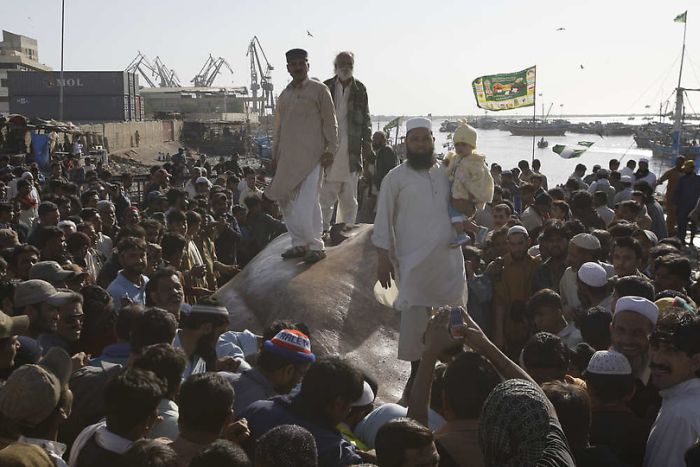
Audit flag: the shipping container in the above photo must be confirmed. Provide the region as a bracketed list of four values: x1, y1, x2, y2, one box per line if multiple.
[7, 71, 139, 97]
[10, 94, 131, 122]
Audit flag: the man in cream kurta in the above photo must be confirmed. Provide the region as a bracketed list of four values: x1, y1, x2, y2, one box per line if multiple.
[265, 48, 338, 264]
[373, 117, 467, 363]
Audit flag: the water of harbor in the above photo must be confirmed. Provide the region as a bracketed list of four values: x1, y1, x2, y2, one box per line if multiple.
[373, 115, 674, 189]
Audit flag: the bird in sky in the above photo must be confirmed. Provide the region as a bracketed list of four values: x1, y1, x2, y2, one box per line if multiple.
[556, 27, 566, 31]
[307, 30, 314, 37]
[580, 64, 584, 69]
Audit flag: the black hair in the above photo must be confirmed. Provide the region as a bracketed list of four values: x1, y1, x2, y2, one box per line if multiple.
[541, 220, 570, 240]
[121, 439, 179, 467]
[166, 209, 186, 225]
[130, 307, 178, 354]
[526, 289, 563, 318]
[654, 254, 692, 284]
[166, 188, 186, 206]
[685, 440, 700, 467]
[79, 190, 98, 206]
[298, 355, 364, 416]
[612, 236, 643, 260]
[145, 267, 180, 306]
[254, 425, 315, 467]
[117, 236, 147, 254]
[570, 342, 596, 375]
[104, 368, 165, 435]
[78, 208, 99, 222]
[35, 226, 64, 250]
[178, 373, 234, 434]
[522, 332, 570, 374]
[658, 237, 683, 250]
[613, 275, 655, 301]
[584, 372, 635, 404]
[38, 201, 58, 217]
[580, 306, 612, 350]
[375, 418, 435, 467]
[650, 310, 700, 357]
[80, 284, 118, 339]
[191, 439, 251, 467]
[542, 381, 590, 449]
[243, 196, 262, 210]
[133, 343, 187, 400]
[160, 233, 186, 260]
[115, 224, 146, 243]
[593, 191, 608, 206]
[443, 352, 499, 419]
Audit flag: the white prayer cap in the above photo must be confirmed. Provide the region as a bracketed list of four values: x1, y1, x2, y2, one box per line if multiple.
[21, 172, 33, 180]
[614, 295, 658, 325]
[642, 230, 658, 246]
[577, 262, 607, 287]
[621, 175, 633, 184]
[639, 157, 649, 164]
[405, 117, 432, 134]
[57, 220, 77, 234]
[571, 233, 600, 251]
[507, 225, 529, 238]
[586, 350, 632, 375]
[195, 176, 212, 187]
[351, 381, 375, 407]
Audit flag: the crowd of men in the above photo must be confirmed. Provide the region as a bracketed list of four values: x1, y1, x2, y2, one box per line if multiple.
[0, 45, 700, 467]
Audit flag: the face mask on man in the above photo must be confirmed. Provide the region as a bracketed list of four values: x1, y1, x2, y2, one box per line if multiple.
[337, 67, 353, 81]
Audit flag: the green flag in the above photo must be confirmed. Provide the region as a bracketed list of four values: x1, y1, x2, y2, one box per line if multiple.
[383, 117, 401, 134]
[552, 144, 586, 159]
[472, 66, 536, 111]
[577, 141, 595, 147]
[674, 11, 687, 23]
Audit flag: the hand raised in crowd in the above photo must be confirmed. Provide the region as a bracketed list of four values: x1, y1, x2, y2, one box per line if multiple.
[376, 249, 395, 289]
[191, 264, 207, 278]
[215, 356, 242, 373]
[71, 352, 90, 372]
[422, 309, 463, 358]
[224, 418, 251, 445]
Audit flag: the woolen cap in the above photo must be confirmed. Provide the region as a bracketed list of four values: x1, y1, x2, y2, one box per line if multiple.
[263, 329, 315, 363]
[453, 123, 477, 148]
[577, 262, 608, 287]
[14, 280, 74, 308]
[586, 350, 631, 375]
[0, 347, 71, 427]
[614, 295, 659, 325]
[571, 233, 601, 251]
[405, 117, 432, 134]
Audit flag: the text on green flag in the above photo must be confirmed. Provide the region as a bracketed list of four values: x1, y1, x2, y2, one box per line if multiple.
[472, 66, 536, 111]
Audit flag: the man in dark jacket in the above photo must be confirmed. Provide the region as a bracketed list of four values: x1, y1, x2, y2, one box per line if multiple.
[321, 52, 372, 234]
[372, 131, 398, 192]
[673, 160, 700, 244]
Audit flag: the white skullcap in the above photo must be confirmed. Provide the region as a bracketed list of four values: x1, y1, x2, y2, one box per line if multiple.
[405, 117, 432, 134]
[351, 381, 375, 407]
[21, 172, 33, 180]
[571, 233, 601, 250]
[57, 220, 77, 233]
[614, 295, 658, 325]
[639, 157, 649, 164]
[621, 175, 633, 183]
[195, 176, 212, 186]
[643, 230, 658, 246]
[578, 262, 608, 287]
[586, 350, 632, 375]
[507, 225, 529, 238]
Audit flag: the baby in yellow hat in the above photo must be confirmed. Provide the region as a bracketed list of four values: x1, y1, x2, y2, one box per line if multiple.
[447, 121, 494, 247]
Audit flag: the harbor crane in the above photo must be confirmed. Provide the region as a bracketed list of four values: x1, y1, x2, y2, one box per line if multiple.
[125, 52, 181, 87]
[246, 36, 275, 116]
[191, 54, 235, 87]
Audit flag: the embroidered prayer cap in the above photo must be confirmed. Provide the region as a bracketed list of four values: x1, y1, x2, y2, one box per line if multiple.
[0, 347, 71, 427]
[453, 122, 477, 148]
[586, 350, 632, 375]
[405, 117, 432, 135]
[478, 379, 551, 465]
[577, 262, 608, 288]
[614, 295, 659, 325]
[507, 225, 529, 238]
[351, 381, 375, 407]
[285, 48, 308, 61]
[571, 233, 601, 251]
[263, 329, 316, 363]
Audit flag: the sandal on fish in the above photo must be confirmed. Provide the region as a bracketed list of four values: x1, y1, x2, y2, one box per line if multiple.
[303, 250, 327, 264]
[281, 246, 308, 259]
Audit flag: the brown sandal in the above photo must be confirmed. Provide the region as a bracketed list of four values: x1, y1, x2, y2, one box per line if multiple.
[281, 246, 308, 259]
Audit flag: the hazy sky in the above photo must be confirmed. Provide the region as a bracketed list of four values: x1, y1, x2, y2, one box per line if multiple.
[5, 0, 699, 116]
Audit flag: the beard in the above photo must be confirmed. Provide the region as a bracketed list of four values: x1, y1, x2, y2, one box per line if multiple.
[406, 149, 436, 170]
[336, 68, 353, 81]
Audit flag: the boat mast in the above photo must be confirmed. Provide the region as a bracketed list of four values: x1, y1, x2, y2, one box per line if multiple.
[672, 12, 688, 160]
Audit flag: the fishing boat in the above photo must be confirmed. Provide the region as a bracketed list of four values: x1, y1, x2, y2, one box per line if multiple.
[506, 120, 568, 136]
[537, 137, 549, 148]
[439, 120, 459, 133]
[651, 13, 700, 160]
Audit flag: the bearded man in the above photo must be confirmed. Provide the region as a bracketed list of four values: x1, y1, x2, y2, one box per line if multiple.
[265, 48, 338, 264]
[372, 117, 467, 373]
[320, 51, 372, 235]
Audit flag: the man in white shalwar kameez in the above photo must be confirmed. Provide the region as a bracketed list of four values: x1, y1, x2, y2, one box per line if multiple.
[265, 48, 338, 264]
[320, 52, 372, 234]
[372, 117, 467, 367]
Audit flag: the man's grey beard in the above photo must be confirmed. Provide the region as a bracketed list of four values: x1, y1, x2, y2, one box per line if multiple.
[406, 150, 436, 170]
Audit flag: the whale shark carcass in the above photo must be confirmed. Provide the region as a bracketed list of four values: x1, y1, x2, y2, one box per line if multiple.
[213, 224, 409, 402]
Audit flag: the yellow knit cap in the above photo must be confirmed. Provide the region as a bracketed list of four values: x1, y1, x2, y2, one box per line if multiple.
[453, 120, 477, 148]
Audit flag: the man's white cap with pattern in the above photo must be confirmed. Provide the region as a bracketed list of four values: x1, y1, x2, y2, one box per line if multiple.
[577, 262, 608, 287]
[614, 295, 659, 325]
[405, 117, 432, 134]
[571, 233, 601, 250]
[586, 350, 632, 375]
[507, 225, 529, 238]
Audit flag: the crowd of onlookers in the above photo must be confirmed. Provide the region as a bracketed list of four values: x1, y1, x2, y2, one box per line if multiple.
[0, 146, 700, 467]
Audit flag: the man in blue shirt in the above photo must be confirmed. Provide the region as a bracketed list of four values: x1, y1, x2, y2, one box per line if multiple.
[106, 237, 149, 312]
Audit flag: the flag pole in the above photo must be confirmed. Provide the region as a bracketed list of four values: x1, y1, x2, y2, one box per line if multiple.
[531, 81, 537, 163]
